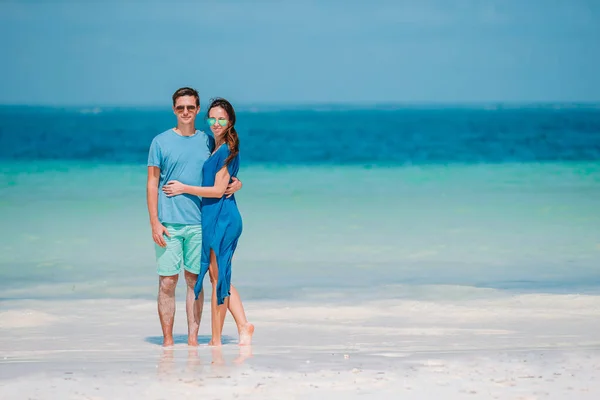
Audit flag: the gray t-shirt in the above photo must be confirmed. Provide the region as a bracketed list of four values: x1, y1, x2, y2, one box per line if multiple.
[148, 129, 215, 225]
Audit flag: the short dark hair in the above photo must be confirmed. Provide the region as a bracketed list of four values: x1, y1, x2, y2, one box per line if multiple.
[172, 87, 200, 107]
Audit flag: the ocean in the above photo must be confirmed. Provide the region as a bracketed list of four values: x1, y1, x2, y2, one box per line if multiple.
[1, 104, 599, 302]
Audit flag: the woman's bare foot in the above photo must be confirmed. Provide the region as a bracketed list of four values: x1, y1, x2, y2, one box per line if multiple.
[208, 339, 222, 347]
[238, 322, 254, 346]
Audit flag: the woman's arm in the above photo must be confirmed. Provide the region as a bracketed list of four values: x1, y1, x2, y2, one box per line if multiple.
[162, 166, 231, 198]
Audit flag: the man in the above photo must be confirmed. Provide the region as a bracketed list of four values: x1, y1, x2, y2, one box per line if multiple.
[147, 87, 241, 347]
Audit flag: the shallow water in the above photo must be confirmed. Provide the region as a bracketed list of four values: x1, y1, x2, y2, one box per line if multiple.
[1, 160, 598, 302]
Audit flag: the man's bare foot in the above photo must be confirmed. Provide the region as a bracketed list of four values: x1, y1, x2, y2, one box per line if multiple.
[238, 322, 254, 346]
[188, 337, 199, 347]
[163, 336, 174, 347]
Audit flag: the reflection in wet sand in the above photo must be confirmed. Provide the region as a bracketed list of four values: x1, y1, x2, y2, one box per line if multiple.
[185, 347, 203, 376]
[157, 345, 253, 379]
[210, 346, 226, 366]
[157, 347, 175, 378]
[210, 346, 253, 366]
[234, 345, 253, 365]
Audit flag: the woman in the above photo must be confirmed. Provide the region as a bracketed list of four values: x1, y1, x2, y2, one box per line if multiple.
[162, 98, 253, 346]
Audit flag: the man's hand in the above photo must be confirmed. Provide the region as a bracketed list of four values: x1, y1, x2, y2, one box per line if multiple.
[151, 220, 170, 247]
[162, 180, 186, 197]
[225, 177, 242, 198]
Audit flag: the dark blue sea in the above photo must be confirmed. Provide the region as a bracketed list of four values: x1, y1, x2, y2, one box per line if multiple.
[1, 104, 599, 165]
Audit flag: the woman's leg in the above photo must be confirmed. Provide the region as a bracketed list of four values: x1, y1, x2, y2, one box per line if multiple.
[228, 284, 254, 346]
[208, 249, 228, 346]
[208, 251, 254, 345]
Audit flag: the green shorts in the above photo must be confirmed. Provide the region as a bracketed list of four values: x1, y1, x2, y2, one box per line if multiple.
[155, 223, 202, 276]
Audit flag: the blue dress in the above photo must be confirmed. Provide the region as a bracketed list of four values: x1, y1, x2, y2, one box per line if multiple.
[194, 144, 242, 305]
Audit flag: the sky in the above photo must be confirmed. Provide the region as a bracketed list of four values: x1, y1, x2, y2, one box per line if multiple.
[0, 0, 599, 106]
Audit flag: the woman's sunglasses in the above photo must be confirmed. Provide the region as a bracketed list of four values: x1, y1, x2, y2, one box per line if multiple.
[207, 118, 228, 127]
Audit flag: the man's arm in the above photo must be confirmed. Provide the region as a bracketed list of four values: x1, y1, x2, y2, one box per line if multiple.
[224, 176, 242, 198]
[147, 166, 170, 247]
[162, 166, 232, 198]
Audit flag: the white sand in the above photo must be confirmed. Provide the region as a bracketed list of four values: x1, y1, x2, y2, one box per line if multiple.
[1, 287, 599, 399]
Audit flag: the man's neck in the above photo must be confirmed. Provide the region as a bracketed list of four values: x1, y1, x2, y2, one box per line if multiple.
[174, 124, 196, 137]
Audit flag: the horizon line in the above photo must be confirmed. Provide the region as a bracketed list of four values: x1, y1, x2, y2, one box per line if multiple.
[1, 100, 600, 109]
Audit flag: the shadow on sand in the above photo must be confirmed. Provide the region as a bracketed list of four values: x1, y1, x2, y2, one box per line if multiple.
[144, 334, 236, 346]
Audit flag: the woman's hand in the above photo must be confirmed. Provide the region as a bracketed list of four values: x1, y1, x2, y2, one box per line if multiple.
[162, 180, 187, 197]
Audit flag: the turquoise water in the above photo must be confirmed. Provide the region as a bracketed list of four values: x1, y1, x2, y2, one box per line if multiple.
[1, 160, 598, 301]
[0, 105, 599, 301]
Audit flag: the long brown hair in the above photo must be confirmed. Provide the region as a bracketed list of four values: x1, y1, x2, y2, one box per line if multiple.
[206, 98, 239, 167]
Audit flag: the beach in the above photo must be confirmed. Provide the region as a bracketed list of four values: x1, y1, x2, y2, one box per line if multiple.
[1, 159, 600, 399]
[1, 291, 599, 399]
[2, 0, 599, 394]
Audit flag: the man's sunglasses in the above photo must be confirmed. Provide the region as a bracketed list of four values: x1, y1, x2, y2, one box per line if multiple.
[175, 105, 197, 113]
[207, 118, 228, 127]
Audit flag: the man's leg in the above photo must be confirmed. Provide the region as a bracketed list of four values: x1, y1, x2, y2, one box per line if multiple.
[182, 224, 204, 346]
[155, 223, 184, 347]
[184, 270, 203, 346]
[158, 274, 178, 347]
